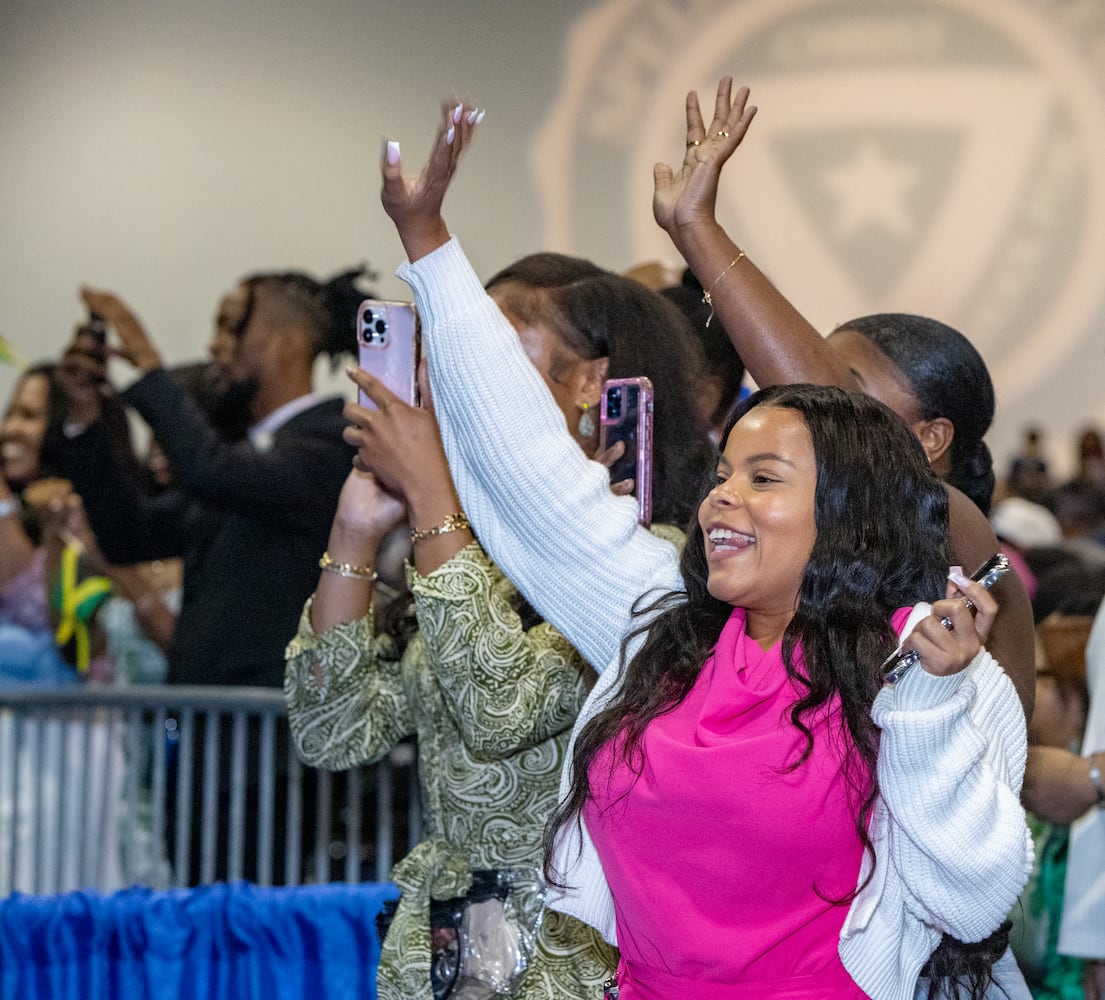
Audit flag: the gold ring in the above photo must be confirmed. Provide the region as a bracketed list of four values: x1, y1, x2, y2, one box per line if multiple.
[717, 130, 730, 138]
[686, 139, 701, 148]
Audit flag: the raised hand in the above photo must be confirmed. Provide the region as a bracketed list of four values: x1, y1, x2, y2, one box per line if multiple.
[380, 99, 484, 263]
[343, 366, 456, 515]
[330, 467, 406, 545]
[79, 288, 162, 374]
[653, 77, 757, 243]
[56, 312, 114, 427]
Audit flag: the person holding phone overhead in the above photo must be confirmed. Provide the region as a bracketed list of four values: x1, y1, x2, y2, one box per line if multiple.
[359, 97, 1033, 1000]
[285, 214, 712, 997]
[51, 267, 365, 884]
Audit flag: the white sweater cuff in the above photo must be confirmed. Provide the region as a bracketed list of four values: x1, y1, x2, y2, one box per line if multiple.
[397, 237, 487, 327]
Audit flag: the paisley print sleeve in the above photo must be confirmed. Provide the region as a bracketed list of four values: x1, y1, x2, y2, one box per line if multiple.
[284, 595, 417, 771]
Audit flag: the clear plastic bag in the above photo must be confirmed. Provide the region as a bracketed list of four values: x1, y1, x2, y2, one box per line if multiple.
[439, 867, 545, 1000]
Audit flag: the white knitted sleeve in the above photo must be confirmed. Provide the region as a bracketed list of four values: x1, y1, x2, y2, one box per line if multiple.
[398, 239, 682, 674]
[871, 650, 1034, 943]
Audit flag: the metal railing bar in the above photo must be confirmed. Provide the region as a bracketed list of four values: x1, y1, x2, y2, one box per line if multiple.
[284, 744, 302, 887]
[200, 711, 220, 885]
[228, 711, 247, 883]
[256, 713, 275, 888]
[0, 688, 414, 896]
[173, 709, 195, 888]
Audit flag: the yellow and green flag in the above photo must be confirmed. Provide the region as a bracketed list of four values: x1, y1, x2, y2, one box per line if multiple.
[0, 334, 23, 368]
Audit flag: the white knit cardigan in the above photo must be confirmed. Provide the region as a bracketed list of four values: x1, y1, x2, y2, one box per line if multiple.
[398, 238, 1034, 1000]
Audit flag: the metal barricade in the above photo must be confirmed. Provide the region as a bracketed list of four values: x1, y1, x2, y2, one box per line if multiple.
[0, 686, 420, 895]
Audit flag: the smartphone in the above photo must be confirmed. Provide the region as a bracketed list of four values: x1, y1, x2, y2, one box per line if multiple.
[880, 552, 1011, 684]
[86, 310, 107, 344]
[356, 299, 419, 409]
[599, 377, 654, 526]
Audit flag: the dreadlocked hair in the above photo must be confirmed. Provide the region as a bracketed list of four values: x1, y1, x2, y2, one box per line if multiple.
[236, 264, 377, 368]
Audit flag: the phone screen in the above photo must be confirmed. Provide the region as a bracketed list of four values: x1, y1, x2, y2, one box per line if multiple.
[605, 385, 642, 485]
[600, 377, 654, 525]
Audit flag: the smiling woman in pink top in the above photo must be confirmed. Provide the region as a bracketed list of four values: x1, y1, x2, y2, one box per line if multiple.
[347, 94, 1034, 1000]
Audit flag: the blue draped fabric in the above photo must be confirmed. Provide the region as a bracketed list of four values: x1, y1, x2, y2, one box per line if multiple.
[0, 881, 399, 999]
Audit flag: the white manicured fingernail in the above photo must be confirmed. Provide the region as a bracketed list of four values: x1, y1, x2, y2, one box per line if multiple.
[466, 108, 479, 125]
[453, 103, 463, 123]
[948, 569, 971, 588]
[474, 110, 485, 125]
[386, 141, 401, 165]
[446, 126, 455, 145]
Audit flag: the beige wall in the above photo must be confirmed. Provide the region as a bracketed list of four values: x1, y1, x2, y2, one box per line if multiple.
[3, 0, 1104, 480]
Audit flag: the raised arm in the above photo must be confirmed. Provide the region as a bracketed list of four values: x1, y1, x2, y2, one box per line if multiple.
[285, 470, 416, 771]
[339, 370, 594, 756]
[653, 78, 856, 390]
[657, 80, 1036, 721]
[75, 289, 351, 531]
[372, 104, 681, 672]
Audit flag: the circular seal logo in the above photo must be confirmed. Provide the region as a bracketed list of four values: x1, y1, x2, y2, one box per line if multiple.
[535, 0, 1105, 473]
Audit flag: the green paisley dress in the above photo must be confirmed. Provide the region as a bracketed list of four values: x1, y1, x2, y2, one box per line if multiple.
[285, 532, 680, 1000]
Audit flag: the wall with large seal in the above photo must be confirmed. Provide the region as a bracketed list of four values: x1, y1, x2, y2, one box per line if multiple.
[2, 0, 1102, 477]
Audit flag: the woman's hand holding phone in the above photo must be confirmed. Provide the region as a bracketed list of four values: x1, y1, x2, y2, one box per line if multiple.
[594, 439, 634, 497]
[904, 573, 999, 678]
[345, 366, 473, 575]
[331, 468, 406, 546]
[884, 556, 1005, 683]
[343, 366, 455, 513]
[380, 99, 484, 264]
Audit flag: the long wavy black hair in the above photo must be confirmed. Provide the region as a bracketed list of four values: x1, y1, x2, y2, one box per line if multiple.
[831, 313, 996, 516]
[545, 384, 1008, 999]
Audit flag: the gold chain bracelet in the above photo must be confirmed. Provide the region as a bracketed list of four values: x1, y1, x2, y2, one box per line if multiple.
[410, 512, 472, 545]
[318, 551, 378, 582]
[702, 250, 746, 327]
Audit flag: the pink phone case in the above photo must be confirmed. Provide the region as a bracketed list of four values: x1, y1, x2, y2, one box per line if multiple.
[599, 377, 654, 526]
[356, 299, 419, 409]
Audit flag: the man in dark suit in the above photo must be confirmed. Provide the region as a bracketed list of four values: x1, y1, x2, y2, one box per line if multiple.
[56, 274, 358, 688]
[52, 271, 364, 882]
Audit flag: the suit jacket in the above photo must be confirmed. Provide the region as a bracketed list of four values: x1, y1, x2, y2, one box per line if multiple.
[56, 369, 353, 688]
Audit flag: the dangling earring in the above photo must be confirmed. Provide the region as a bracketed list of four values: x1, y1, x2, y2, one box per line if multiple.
[577, 402, 595, 438]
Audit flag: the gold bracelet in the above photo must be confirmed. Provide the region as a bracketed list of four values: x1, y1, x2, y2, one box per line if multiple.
[701, 251, 746, 327]
[318, 551, 378, 582]
[410, 512, 472, 545]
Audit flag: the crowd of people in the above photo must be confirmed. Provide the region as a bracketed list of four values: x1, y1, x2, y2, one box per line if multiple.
[2, 79, 1104, 999]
